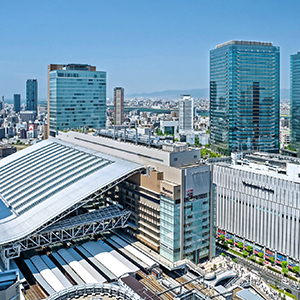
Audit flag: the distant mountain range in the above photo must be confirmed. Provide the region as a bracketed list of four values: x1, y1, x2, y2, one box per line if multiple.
[2, 88, 290, 103]
[126, 88, 209, 99]
[126, 88, 291, 100]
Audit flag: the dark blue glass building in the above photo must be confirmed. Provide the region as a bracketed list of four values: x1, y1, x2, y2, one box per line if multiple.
[210, 40, 280, 155]
[13, 94, 21, 113]
[26, 79, 38, 111]
[290, 52, 300, 153]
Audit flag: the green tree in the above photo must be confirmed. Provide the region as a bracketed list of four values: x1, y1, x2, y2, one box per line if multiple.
[281, 261, 288, 268]
[242, 250, 249, 257]
[201, 148, 208, 158]
[270, 257, 275, 264]
[282, 267, 289, 276]
[232, 258, 237, 263]
[237, 242, 243, 249]
[220, 234, 225, 241]
[228, 239, 234, 245]
[250, 255, 256, 262]
[258, 252, 264, 258]
[259, 258, 264, 265]
[208, 150, 218, 158]
[224, 241, 229, 248]
[221, 253, 226, 257]
[292, 266, 299, 274]
[247, 245, 253, 253]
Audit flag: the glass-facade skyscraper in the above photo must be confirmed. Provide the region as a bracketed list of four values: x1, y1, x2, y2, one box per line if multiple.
[26, 79, 38, 111]
[290, 52, 300, 153]
[48, 64, 106, 137]
[210, 40, 280, 155]
[13, 94, 21, 113]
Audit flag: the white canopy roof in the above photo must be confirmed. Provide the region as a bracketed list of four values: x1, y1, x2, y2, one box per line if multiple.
[0, 138, 143, 245]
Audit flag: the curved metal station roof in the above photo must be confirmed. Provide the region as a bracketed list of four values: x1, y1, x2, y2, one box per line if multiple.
[0, 138, 143, 246]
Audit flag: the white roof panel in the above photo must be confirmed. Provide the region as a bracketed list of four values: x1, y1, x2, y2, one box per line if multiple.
[0, 139, 143, 245]
[82, 241, 132, 278]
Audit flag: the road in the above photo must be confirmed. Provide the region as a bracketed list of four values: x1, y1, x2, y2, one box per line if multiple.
[217, 246, 300, 299]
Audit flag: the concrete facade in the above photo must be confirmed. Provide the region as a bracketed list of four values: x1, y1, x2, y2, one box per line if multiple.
[57, 131, 214, 264]
[214, 152, 300, 267]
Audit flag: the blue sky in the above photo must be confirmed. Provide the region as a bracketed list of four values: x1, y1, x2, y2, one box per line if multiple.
[0, 0, 299, 100]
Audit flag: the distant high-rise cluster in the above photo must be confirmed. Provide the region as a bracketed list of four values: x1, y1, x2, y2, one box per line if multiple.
[26, 79, 38, 112]
[290, 52, 300, 153]
[47, 63, 106, 137]
[114, 87, 124, 126]
[210, 40, 280, 155]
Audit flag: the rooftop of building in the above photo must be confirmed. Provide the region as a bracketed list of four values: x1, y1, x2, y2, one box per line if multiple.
[0, 143, 16, 149]
[48, 63, 97, 72]
[57, 131, 204, 170]
[236, 289, 264, 300]
[98, 128, 190, 152]
[0, 269, 18, 291]
[219, 151, 300, 183]
[216, 40, 273, 49]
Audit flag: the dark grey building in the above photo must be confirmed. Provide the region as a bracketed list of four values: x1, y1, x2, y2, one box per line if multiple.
[26, 79, 38, 112]
[0, 144, 17, 158]
[20, 111, 37, 123]
[0, 128, 5, 139]
[13, 94, 21, 113]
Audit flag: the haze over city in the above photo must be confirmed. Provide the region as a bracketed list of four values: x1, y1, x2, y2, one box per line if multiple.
[1, 0, 300, 98]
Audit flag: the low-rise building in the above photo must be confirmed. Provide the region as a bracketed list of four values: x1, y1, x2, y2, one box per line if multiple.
[0, 144, 17, 158]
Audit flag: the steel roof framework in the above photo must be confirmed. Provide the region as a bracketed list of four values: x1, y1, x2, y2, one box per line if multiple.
[0, 168, 142, 270]
[0, 206, 130, 269]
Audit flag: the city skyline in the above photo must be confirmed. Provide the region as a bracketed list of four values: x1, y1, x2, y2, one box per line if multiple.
[1, 1, 300, 99]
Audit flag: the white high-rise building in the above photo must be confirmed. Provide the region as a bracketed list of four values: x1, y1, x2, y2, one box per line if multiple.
[179, 94, 193, 133]
[114, 87, 124, 126]
[214, 152, 300, 266]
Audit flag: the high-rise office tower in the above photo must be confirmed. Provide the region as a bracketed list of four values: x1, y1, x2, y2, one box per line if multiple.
[47, 64, 106, 137]
[0, 96, 4, 110]
[26, 79, 38, 111]
[290, 52, 300, 153]
[114, 87, 124, 125]
[210, 40, 280, 155]
[13, 94, 21, 113]
[179, 94, 193, 133]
